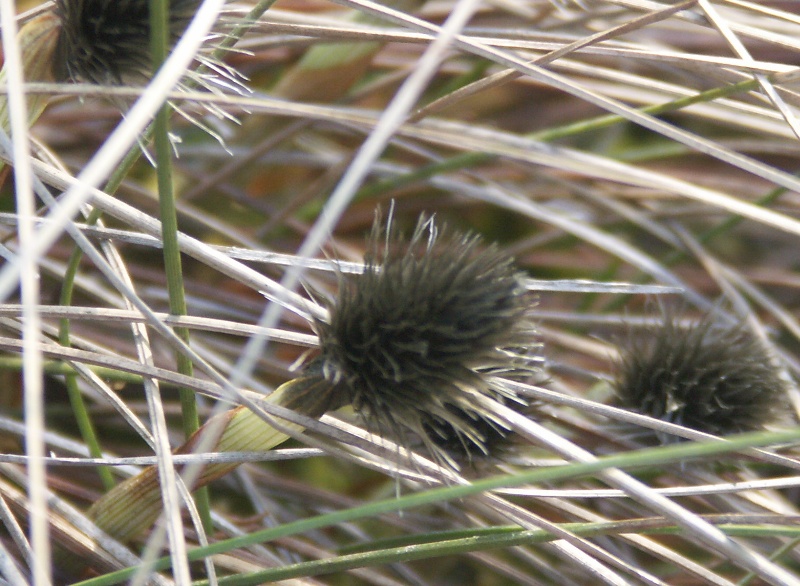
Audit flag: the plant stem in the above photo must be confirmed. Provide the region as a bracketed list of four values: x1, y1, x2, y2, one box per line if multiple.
[54, 0, 280, 501]
[354, 76, 763, 203]
[58, 260, 115, 491]
[150, 0, 210, 533]
[74, 426, 800, 586]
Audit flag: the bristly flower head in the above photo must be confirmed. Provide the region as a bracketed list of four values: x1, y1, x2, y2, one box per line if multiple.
[285, 213, 541, 467]
[50, 0, 243, 146]
[614, 311, 787, 442]
[53, 0, 202, 84]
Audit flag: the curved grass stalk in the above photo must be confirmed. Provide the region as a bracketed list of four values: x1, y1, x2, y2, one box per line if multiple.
[185, 523, 800, 586]
[74, 426, 800, 586]
[149, 0, 212, 536]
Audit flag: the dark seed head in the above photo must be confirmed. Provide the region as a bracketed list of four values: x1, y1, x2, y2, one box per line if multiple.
[286, 214, 540, 465]
[422, 401, 526, 463]
[613, 311, 787, 441]
[53, 0, 201, 84]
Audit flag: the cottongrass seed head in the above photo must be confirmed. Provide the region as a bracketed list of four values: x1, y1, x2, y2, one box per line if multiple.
[287, 213, 541, 467]
[614, 310, 788, 442]
[53, 0, 201, 84]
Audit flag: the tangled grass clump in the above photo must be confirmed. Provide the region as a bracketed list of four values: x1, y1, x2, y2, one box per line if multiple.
[1, 0, 800, 584]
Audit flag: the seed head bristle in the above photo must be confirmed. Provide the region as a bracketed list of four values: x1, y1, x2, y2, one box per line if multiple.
[286, 214, 541, 467]
[53, 0, 201, 84]
[613, 311, 788, 442]
[422, 401, 527, 463]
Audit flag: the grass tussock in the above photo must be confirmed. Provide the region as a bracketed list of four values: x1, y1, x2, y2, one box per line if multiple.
[2, 0, 800, 584]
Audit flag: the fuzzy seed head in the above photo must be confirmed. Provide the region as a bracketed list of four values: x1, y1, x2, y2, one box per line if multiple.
[423, 404, 517, 462]
[294, 215, 540, 465]
[614, 313, 787, 440]
[53, 0, 201, 84]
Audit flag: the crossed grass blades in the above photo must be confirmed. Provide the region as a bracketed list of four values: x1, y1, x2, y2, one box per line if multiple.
[83, 213, 541, 548]
[2, 0, 800, 584]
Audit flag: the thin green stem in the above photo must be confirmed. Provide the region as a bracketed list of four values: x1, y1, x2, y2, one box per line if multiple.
[54, 0, 278, 500]
[150, 0, 197, 450]
[196, 522, 800, 586]
[737, 536, 800, 586]
[210, 0, 280, 60]
[56, 152, 153, 493]
[57, 222, 114, 490]
[0, 356, 148, 384]
[73, 426, 800, 586]
[355, 76, 762, 203]
[600, 178, 793, 313]
[337, 520, 800, 555]
[150, 0, 211, 533]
